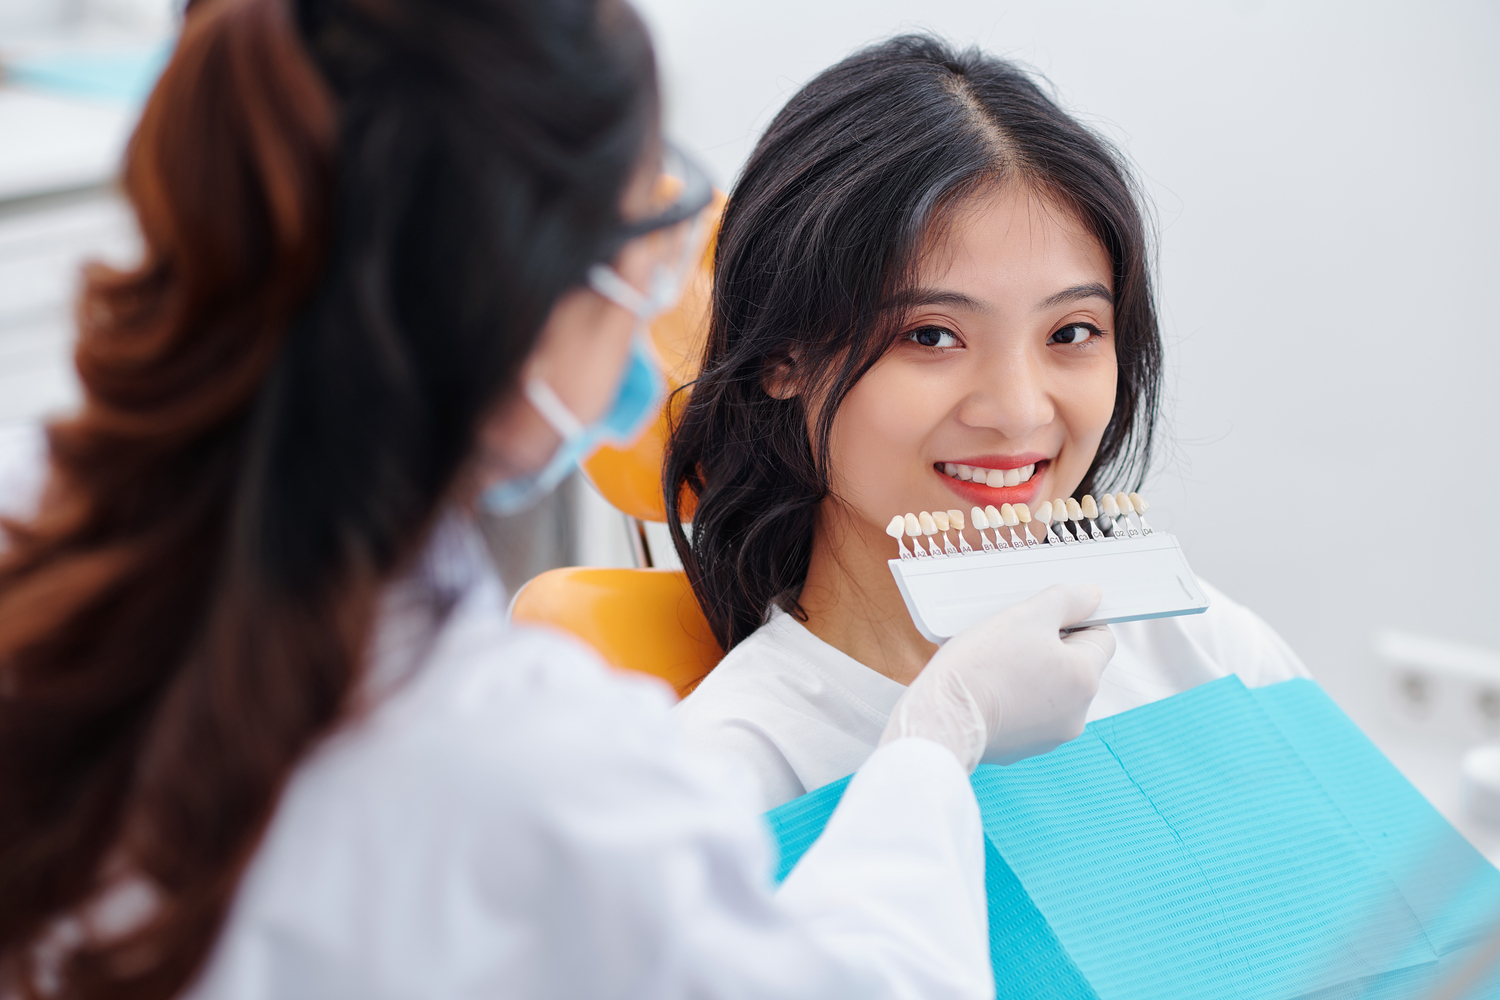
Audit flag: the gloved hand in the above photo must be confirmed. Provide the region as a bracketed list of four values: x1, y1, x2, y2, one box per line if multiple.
[878, 584, 1116, 770]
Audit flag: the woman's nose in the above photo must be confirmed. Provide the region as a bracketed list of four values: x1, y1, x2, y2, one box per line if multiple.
[954, 350, 1056, 438]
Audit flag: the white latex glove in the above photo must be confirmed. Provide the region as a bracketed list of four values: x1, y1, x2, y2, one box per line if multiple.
[879, 584, 1116, 770]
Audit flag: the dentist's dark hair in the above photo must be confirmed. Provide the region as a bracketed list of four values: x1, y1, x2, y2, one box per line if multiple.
[0, 0, 655, 994]
[666, 34, 1162, 651]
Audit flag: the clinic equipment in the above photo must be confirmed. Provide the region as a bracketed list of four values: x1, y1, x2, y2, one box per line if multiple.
[884, 494, 1208, 643]
[769, 675, 1500, 1000]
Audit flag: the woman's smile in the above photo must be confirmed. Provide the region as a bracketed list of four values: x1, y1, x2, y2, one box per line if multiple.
[934, 455, 1051, 508]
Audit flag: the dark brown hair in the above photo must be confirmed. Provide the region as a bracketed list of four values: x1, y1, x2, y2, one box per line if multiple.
[666, 35, 1162, 651]
[0, 0, 655, 994]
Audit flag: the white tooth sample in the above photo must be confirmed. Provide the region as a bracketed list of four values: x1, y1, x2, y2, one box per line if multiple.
[1000, 503, 1018, 527]
[984, 468, 1004, 487]
[933, 510, 959, 554]
[1115, 492, 1134, 514]
[1101, 493, 1120, 518]
[958, 465, 973, 481]
[919, 511, 938, 535]
[1035, 500, 1052, 524]
[947, 508, 971, 552]
[1053, 499, 1068, 521]
[970, 506, 994, 551]
[905, 513, 923, 537]
[1081, 495, 1099, 519]
[1065, 497, 1084, 521]
[1128, 492, 1154, 534]
[1003, 467, 1021, 487]
[886, 515, 912, 558]
[943, 463, 958, 477]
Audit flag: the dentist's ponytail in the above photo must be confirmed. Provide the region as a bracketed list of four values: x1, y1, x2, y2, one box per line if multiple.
[0, 0, 656, 994]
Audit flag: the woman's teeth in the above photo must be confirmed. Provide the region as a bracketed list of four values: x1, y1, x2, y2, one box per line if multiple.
[941, 462, 1037, 488]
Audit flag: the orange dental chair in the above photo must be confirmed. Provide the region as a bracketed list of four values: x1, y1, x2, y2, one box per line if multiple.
[508, 194, 726, 699]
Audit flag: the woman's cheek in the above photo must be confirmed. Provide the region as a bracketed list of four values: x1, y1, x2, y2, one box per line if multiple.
[828, 362, 940, 502]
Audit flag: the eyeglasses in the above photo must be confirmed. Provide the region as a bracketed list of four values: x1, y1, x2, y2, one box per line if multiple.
[592, 142, 715, 321]
[619, 141, 715, 242]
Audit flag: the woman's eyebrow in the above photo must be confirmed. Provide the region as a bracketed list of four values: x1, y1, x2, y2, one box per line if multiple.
[888, 288, 990, 314]
[1039, 282, 1114, 309]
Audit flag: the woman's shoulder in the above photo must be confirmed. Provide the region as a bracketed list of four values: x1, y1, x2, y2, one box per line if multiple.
[1112, 577, 1311, 689]
[672, 609, 904, 809]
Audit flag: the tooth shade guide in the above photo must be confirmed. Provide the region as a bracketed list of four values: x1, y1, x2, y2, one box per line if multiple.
[886, 529, 1209, 643]
[919, 511, 938, 535]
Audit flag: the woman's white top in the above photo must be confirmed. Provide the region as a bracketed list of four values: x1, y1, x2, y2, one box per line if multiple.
[675, 582, 1313, 811]
[0, 422, 992, 1000]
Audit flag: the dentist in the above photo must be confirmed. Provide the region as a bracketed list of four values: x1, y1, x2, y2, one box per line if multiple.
[0, 0, 1113, 997]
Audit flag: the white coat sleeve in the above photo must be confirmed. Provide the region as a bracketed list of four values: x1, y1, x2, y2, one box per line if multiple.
[192, 622, 992, 1000]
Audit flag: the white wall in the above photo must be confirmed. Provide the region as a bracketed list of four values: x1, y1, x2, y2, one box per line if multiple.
[631, 0, 1500, 717]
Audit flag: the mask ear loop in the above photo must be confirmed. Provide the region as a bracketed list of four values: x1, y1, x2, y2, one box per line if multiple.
[588, 264, 653, 317]
[523, 378, 587, 442]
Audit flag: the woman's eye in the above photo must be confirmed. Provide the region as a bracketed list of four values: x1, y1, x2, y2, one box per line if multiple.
[1048, 323, 1101, 346]
[907, 326, 959, 349]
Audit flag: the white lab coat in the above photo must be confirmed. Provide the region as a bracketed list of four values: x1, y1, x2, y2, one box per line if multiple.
[676, 583, 1313, 810]
[0, 421, 992, 1000]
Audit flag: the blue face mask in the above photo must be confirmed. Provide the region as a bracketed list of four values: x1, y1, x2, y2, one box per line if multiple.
[480, 264, 669, 516]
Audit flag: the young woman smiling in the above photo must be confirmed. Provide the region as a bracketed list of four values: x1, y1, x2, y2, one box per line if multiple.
[666, 36, 1311, 810]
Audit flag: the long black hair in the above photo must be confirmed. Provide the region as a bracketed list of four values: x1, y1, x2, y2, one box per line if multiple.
[665, 34, 1161, 652]
[0, 0, 655, 994]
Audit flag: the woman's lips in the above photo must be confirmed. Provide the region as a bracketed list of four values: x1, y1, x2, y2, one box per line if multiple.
[933, 459, 1049, 508]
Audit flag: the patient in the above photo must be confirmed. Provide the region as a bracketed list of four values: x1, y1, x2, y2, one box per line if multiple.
[666, 36, 1309, 810]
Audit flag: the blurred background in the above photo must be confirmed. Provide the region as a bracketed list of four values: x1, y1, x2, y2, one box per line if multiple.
[2, 0, 1497, 847]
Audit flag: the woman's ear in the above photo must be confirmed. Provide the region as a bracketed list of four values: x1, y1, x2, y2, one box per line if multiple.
[762, 352, 799, 400]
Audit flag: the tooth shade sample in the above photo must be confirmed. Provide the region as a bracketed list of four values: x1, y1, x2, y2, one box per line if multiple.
[1129, 492, 1148, 513]
[885, 515, 905, 539]
[1002, 467, 1021, 487]
[932, 510, 950, 531]
[971, 506, 989, 529]
[1053, 500, 1068, 522]
[904, 513, 922, 537]
[1014, 503, 1032, 524]
[1081, 495, 1099, 519]
[1115, 492, 1134, 514]
[918, 511, 938, 535]
[985, 505, 1003, 529]
[1065, 497, 1084, 521]
[1000, 504, 1019, 527]
[1035, 501, 1053, 524]
[947, 508, 966, 530]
